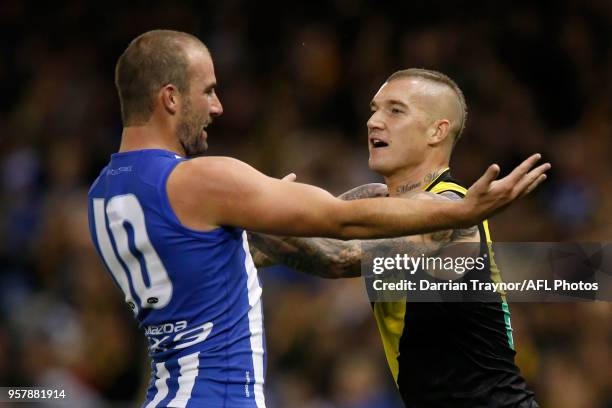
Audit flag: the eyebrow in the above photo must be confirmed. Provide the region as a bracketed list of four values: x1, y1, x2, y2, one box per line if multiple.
[370, 99, 409, 109]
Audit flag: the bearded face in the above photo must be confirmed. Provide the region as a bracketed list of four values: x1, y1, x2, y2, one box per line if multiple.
[174, 48, 222, 157]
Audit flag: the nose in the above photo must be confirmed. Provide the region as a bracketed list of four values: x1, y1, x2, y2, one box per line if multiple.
[210, 92, 223, 117]
[367, 111, 384, 132]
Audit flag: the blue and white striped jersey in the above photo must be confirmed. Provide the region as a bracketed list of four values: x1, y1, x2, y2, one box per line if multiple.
[87, 149, 266, 408]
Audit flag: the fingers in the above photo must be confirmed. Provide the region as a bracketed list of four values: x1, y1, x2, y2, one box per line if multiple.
[521, 173, 547, 197]
[282, 173, 297, 182]
[505, 153, 542, 183]
[462, 154, 550, 224]
[472, 164, 501, 193]
[514, 162, 551, 197]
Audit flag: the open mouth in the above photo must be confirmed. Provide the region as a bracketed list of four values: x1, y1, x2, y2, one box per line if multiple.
[370, 138, 389, 148]
[201, 122, 211, 138]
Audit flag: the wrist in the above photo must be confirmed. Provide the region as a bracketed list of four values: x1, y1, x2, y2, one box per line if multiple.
[454, 199, 476, 227]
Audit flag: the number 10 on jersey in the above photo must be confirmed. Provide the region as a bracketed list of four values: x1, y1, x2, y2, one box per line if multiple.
[92, 194, 173, 314]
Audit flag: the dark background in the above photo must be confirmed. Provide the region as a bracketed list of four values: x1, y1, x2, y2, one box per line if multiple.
[0, 1, 610, 407]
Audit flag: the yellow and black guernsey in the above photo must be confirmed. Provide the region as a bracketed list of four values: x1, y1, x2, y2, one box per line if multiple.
[372, 169, 538, 408]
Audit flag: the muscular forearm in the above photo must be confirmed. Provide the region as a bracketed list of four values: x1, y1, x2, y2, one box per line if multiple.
[247, 183, 387, 277]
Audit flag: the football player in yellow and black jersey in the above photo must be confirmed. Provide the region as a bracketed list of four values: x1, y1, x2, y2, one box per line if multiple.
[249, 68, 545, 407]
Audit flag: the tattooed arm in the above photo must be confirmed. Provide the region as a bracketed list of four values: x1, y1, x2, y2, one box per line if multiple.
[250, 246, 275, 267]
[248, 229, 452, 279]
[248, 232, 363, 277]
[250, 185, 480, 277]
[336, 183, 389, 200]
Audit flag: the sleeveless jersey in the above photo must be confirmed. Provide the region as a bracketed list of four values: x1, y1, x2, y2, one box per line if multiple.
[372, 169, 538, 408]
[87, 149, 266, 408]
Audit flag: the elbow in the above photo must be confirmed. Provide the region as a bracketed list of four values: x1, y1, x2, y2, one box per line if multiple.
[324, 247, 362, 278]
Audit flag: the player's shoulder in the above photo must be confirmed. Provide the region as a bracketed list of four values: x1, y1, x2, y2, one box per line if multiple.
[168, 156, 259, 204]
[166, 156, 258, 230]
[437, 190, 464, 201]
[180, 155, 245, 169]
[172, 156, 252, 184]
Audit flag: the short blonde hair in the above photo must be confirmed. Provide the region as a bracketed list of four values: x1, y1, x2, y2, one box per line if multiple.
[387, 68, 467, 145]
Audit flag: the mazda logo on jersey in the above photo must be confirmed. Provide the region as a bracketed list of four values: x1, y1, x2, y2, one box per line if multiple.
[145, 321, 214, 353]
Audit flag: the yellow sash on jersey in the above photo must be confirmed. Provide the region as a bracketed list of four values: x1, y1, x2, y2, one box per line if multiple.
[372, 174, 509, 385]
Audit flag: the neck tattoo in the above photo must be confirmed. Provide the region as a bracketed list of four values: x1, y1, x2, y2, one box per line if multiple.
[396, 182, 421, 194]
[395, 169, 444, 194]
[423, 169, 442, 184]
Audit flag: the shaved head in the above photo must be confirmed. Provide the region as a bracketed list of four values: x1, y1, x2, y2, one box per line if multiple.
[386, 69, 467, 146]
[115, 29, 209, 126]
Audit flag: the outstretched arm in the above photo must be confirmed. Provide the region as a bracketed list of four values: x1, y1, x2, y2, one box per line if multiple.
[168, 154, 549, 239]
[248, 183, 387, 268]
[250, 187, 479, 277]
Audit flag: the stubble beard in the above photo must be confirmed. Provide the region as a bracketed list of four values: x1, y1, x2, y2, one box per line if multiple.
[177, 98, 208, 158]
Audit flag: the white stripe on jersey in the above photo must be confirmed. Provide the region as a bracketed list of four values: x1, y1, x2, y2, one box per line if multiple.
[167, 352, 200, 407]
[241, 232, 266, 408]
[145, 362, 170, 408]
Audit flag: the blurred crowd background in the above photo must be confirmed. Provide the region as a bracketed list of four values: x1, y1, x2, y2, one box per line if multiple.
[1, 0, 611, 407]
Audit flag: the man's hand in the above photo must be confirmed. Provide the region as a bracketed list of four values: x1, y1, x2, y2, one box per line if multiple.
[463, 153, 550, 226]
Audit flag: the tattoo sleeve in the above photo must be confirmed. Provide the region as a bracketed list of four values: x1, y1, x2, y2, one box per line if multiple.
[249, 227, 459, 279]
[248, 233, 362, 278]
[249, 245, 275, 268]
[437, 191, 479, 242]
[337, 183, 388, 200]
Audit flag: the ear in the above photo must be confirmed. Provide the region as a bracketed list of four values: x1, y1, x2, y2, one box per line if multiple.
[160, 84, 180, 115]
[428, 119, 451, 146]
